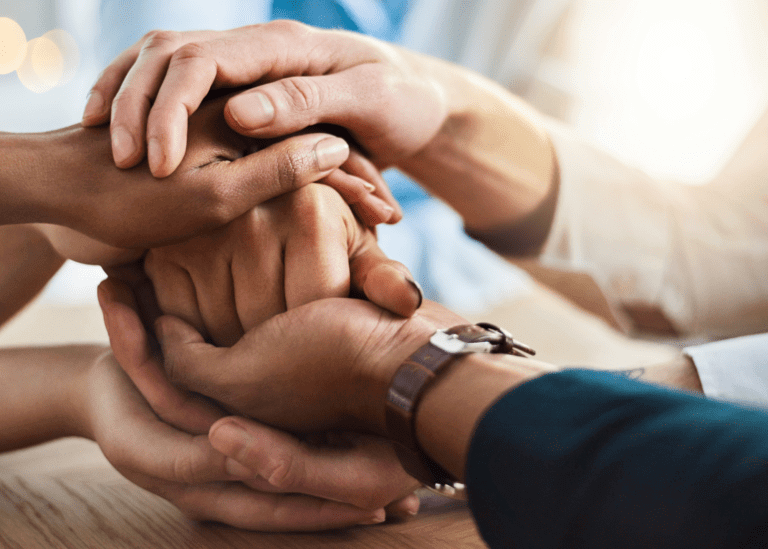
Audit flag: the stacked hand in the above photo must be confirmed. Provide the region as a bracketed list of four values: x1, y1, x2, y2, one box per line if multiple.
[144, 182, 421, 347]
[96, 278, 423, 529]
[83, 21, 449, 177]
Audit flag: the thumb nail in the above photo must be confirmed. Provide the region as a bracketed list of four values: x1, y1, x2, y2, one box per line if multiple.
[405, 276, 424, 309]
[315, 137, 349, 171]
[229, 91, 275, 129]
[359, 508, 386, 525]
[83, 90, 104, 121]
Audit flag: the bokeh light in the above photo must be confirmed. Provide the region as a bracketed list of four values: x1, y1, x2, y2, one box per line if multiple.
[14, 29, 79, 93]
[0, 17, 27, 74]
[17, 36, 63, 93]
[43, 29, 80, 85]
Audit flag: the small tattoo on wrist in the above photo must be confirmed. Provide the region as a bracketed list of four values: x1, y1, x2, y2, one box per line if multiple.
[617, 367, 646, 380]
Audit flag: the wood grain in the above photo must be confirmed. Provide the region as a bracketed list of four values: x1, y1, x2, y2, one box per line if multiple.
[0, 440, 484, 549]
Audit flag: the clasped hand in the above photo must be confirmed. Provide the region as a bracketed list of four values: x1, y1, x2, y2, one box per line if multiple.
[86, 96, 429, 530]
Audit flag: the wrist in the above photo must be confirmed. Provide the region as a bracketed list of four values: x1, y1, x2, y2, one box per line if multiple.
[0, 132, 50, 224]
[68, 346, 113, 441]
[350, 301, 468, 436]
[401, 62, 556, 231]
[415, 353, 557, 480]
[634, 355, 704, 393]
[0, 127, 85, 227]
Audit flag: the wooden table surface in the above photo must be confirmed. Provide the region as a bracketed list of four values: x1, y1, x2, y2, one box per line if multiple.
[0, 440, 482, 549]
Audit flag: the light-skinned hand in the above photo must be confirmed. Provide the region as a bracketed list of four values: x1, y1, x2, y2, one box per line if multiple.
[83, 22, 447, 178]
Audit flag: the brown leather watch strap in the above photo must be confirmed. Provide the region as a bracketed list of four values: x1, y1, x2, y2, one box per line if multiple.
[386, 341, 455, 452]
[385, 323, 534, 497]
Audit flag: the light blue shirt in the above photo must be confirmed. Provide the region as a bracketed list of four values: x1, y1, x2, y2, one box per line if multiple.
[98, 0, 531, 312]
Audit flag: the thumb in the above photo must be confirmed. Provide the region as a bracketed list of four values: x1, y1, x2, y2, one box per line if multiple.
[223, 133, 349, 209]
[350, 248, 423, 317]
[155, 314, 224, 394]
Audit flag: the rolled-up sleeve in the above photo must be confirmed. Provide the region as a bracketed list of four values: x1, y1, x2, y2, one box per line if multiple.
[540, 118, 768, 337]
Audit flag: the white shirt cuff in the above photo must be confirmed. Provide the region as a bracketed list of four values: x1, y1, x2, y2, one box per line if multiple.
[685, 333, 768, 406]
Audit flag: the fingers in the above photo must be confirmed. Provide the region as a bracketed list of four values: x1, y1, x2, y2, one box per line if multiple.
[342, 151, 402, 224]
[143, 251, 207, 339]
[282, 188, 351, 311]
[154, 313, 229, 397]
[386, 493, 421, 519]
[209, 417, 421, 511]
[98, 278, 224, 434]
[225, 68, 380, 140]
[144, 41, 220, 176]
[104, 410, 244, 486]
[231, 222, 287, 332]
[217, 133, 350, 216]
[349, 247, 423, 317]
[82, 45, 141, 126]
[84, 30, 215, 171]
[322, 168, 395, 227]
[109, 32, 193, 170]
[170, 482, 385, 531]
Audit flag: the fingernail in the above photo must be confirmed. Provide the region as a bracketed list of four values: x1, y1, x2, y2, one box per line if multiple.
[112, 127, 136, 165]
[96, 284, 106, 309]
[83, 90, 104, 121]
[380, 204, 395, 223]
[363, 181, 376, 193]
[403, 494, 420, 516]
[229, 91, 275, 129]
[406, 276, 424, 309]
[315, 137, 349, 171]
[97, 286, 111, 331]
[210, 420, 249, 454]
[147, 138, 164, 175]
[360, 509, 386, 525]
[224, 457, 255, 479]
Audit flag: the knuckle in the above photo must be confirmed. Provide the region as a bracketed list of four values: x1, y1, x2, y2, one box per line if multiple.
[172, 452, 199, 484]
[203, 185, 236, 226]
[111, 87, 150, 120]
[264, 451, 303, 491]
[141, 29, 182, 51]
[275, 77, 322, 113]
[274, 147, 303, 193]
[264, 19, 306, 35]
[290, 186, 327, 230]
[170, 41, 209, 66]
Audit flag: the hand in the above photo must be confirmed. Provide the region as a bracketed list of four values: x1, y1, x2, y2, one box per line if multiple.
[152, 296, 466, 435]
[144, 183, 422, 347]
[83, 22, 448, 177]
[46, 92, 396, 251]
[97, 276, 421, 526]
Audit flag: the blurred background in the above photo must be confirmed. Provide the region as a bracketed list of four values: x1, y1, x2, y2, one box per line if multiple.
[2, 0, 768, 331]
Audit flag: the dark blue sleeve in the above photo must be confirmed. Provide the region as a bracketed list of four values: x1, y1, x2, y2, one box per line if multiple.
[465, 369, 768, 549]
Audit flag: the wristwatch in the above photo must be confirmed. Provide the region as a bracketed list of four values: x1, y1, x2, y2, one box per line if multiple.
[385, 323, 535, 499]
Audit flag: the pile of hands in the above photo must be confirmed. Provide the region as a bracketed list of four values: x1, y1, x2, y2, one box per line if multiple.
[37, 22, 472, 530]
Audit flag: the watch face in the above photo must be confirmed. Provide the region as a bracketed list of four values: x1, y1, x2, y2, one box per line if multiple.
[448, 324, 503, 344]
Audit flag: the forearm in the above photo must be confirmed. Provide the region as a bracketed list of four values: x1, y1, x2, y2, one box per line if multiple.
[0, 131, 67, 226]
[615, 355, 703, 394]
[400, 57, 555, 234]
[0, 345, 102, 453]
[465, 369, 768, 549]
[413, 352, 702, 481]
[0, 225, 65, 327]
